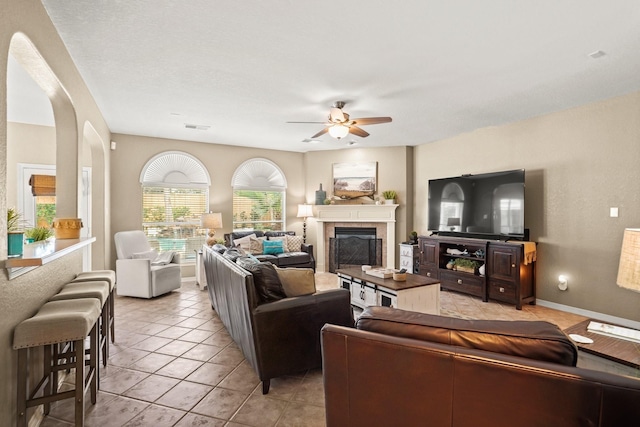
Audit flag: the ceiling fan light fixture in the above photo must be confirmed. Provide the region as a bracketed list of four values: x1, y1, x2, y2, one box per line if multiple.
[328, 124, 349, 139]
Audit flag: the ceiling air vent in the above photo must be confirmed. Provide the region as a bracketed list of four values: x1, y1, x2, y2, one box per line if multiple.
[184, 123, 210, 130]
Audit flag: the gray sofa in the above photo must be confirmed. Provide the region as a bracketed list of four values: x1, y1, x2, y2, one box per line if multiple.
[203, 245, 352, 393]
[224, 230, 315, 270]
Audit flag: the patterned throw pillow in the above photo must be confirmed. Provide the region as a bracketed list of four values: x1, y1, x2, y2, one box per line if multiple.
[267, 236, 289, 252]
[285, 235, 303, 252]
[233, 233, 256, 252]
[263, 240, 284, 255]
[249, 236, 266, 255]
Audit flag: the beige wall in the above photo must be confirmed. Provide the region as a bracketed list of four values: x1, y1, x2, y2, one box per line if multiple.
[1, 0, 113, 422]
[109, 134, 308, 269]
[303, 146, 415, 266]
[415, 91, 640, 323]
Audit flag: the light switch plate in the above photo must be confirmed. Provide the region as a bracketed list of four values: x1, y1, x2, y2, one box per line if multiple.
[610, 207, 619, 217]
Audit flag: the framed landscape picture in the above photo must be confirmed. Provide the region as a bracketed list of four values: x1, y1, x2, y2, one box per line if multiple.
[332, 161, 377, 199]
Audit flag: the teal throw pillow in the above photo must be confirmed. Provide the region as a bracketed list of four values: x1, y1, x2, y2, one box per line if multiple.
[263, 240, 284, 255]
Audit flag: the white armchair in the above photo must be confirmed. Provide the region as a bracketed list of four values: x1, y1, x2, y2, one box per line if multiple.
[114, 230, 182, 298]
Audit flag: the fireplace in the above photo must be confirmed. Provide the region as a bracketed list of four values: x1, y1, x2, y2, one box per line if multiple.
[328, 227, 382, 273]
[314, 205, 398, 273]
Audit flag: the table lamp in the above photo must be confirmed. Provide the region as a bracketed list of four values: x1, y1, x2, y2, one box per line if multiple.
[617, 228, 640, 292]
[446, 217, 460, 231]
[297, 204, 314, 243]
[201, 212, 223, 246]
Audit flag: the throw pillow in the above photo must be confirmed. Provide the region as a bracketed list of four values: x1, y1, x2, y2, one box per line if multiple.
[274, 266, 316, 297]
[268, 236, 289, 252]
[263, 240, 284, 255]
[246, 262, 287, 303]
[236, 254, 260, 269]
[223, 247, 246, 262]
[211, 243, 227, 254]
[285, 235, 303, 252]
[233, 233, 256, 252]
[131, 249, 158, 260]
[249, 236, 266, 255]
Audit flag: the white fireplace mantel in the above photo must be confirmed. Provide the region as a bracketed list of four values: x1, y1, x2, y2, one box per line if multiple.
[315, 204, 398, 272]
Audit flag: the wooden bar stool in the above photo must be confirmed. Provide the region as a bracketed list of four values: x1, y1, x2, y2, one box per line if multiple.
[50, 281, 110, 367]
[13, 298, 101, 427]
[71, 270, 116, 344]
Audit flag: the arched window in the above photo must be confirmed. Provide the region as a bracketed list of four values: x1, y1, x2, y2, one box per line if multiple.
[231, 158, 286, 231]
[439, 183, 464, 231]
[140, 151, 211, 261]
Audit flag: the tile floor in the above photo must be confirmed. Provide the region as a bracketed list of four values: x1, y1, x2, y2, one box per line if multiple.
[40, 273, 587, 427]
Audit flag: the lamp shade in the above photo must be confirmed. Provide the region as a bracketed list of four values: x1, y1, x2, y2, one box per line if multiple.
[446, 217, 461, 227]
[328, 124, 349, 139]
[201, 212, 223, 229]
[617, 228, 640, 292]
[297, 204, 314, 218]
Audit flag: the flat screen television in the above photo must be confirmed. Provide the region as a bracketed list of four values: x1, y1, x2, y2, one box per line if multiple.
[428, 169, 526, 240]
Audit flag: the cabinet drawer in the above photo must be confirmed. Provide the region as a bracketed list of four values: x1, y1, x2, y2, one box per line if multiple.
[419, 265, 439, 279]
[488, 280, 516, 301]
[440, 271, 484, 297]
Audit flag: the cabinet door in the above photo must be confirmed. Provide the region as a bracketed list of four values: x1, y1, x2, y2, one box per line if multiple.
[419, 239, 438, 266]
[488, 245, 519, 282]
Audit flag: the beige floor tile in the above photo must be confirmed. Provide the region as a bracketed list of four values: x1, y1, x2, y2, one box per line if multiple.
[128, 352, 176, 373]
[185, 361, 235, 386]
[217, 361, 261, 393]
[181, 342, 224, 361]
[99, 367, 149, 394]
[156, 339, 198, 357]
[131, 335, 174, 352]
[155, 325, 193, 339]
[124, 404, 187, 426]
[209, 346, 245, 367]
[231, 394, 288, 427]
[155, 357, 204, 379]
[123, 374, 180, 402]
[179, 328, 214, 343]
[155, 380, 213, 411]
[109, 347, 151, 368]
[85, 395, 150, 426]
[191, 387, 249, 420]
[276, 402, 326, 427]
[174, 413, 226, 426]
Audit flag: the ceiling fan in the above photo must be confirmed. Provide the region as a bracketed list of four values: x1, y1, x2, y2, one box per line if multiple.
[288, 101, 392, 139]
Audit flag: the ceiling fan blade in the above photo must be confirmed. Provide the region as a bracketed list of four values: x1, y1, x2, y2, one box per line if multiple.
[311, 127, 329, 138]
[348, 126, 370, 138]
[286, 121, 328, 124]
[330, 107, 345, 122]
[351, 117, 392, 125]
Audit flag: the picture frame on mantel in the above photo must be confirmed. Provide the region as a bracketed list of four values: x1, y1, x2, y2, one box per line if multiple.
[332, 161, 377, 199]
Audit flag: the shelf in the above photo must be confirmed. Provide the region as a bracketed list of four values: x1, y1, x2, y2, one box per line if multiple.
[4, 237, 96, 279]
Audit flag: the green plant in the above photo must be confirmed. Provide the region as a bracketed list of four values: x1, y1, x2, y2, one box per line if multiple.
[7, 208, 23, 232]
[382, 190, 397, 200]
[323, 198, 332, 205]
[25, 226, 54, 242]
[453, 258, 480, 269]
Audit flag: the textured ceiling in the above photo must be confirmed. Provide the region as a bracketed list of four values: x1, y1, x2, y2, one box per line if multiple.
[9, 1, 640, 152]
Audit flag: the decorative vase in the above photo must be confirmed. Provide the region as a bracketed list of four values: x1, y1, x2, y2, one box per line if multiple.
[8, 232, 24, 257]
[315, 184, 326, 205]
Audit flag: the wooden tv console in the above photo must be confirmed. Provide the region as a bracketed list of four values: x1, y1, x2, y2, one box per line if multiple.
[418, 235, 536, 310]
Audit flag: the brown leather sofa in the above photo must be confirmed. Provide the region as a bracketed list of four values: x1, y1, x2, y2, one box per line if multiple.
[224, 230, 316, 270]
[203, 245, 352, 394]
[322, 306, 640, 427]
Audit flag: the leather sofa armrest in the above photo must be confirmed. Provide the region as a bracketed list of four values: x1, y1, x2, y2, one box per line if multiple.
[357, 306, 578, 366]
[301, 243, 314, 257]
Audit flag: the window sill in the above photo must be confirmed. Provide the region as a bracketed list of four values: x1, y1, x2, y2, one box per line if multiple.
[4, 237, 96, 280]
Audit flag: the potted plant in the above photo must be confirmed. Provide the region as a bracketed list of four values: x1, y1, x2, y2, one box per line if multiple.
[25, 226, 54, 243]
[453, 258, 480, 274]
[409, 231, 418, 244]
[7, 208, 25, 257]
[382, 190, 397, 204]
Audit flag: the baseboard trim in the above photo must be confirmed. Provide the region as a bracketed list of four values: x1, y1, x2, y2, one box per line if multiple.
[536, 299, 640, 330]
